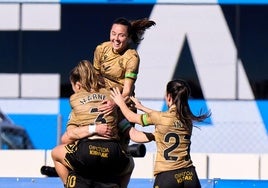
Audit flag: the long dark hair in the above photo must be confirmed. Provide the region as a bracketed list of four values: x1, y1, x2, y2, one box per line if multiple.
[166, 79, 211, 129]
[112, 17, 156, 44]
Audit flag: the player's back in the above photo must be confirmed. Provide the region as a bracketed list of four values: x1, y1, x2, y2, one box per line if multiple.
[70, 88, 119, 140]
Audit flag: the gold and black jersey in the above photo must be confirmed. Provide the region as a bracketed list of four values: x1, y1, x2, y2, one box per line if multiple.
[93, 41, 140, 93]
[141, 105, 193, 176]
[67, 88, 119, 140]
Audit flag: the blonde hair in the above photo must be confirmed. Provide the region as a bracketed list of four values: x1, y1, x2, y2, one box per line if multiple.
[69, 60, 105, 92]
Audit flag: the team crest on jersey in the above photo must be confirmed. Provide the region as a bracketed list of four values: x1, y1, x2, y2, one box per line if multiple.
[103, 54, 108, 61]
[119, 58, 124, 69]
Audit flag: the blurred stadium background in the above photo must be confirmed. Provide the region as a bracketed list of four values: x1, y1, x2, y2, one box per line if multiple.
[0, 0, 268, 187]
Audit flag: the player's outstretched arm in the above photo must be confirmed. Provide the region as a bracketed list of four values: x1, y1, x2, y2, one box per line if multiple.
[128, 127, 155, 143]
[111, 87, 142, 125]
[129, 96, 153, 113]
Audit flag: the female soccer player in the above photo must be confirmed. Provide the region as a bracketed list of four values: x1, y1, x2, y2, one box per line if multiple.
[52, 60, 154, 188]
[111, 79, 211, 188]
[93, 17, 156, 187]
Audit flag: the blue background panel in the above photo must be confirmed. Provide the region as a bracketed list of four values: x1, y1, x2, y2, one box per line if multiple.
[61, 0, 157, 3]
[256, 100, 268, 134]
[9, 114, 59, 149]
[0, 178, 213, 188]
[0, 178, 267, 188]
[214, 179, 268, 188]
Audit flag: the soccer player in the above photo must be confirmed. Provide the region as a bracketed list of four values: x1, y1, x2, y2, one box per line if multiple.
[111, 79, 211, 188]
[93, 17, 156, 187]
[52, 60, 154, 188]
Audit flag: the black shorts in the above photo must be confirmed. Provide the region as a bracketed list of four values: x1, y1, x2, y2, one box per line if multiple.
[65, 154, 134, 188]
[119, 154, 134, 176]
[65, 138, 129, 183]
[66, 170, 120, 188]
[153, 166, 201, 188]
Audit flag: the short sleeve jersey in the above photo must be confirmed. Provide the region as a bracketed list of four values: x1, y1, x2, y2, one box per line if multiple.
[67, 88, 119, 140]
[141, 105, 193, 176]
[93, 41, 140, 93]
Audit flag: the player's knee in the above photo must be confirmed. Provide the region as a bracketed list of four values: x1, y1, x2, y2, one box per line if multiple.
[51, 145, 62, 161]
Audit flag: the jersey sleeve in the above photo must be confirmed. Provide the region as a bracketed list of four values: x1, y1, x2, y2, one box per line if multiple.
[141, 111, 160, 126]
[66, 111, 79, 127]
[93, 43, 104, 72]
[125, 50, 140, 80]
[118, 118, 132, 133]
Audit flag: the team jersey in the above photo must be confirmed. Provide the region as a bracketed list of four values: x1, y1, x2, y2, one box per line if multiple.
[141, 105, 193, 176]
[67, 88, 119, 141]
[93, 41, 140, 93]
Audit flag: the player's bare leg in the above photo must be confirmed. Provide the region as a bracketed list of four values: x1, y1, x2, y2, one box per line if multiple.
[51, 144, 69, 185]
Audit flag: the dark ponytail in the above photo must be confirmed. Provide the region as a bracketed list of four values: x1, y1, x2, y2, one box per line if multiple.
[112, 17, 156, 44]
[167, 79, 211, 129]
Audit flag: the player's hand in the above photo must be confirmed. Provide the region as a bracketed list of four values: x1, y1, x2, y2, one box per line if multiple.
[110, 87, 125, 106]
[130, 96, 143, 109]
[98, 99, 116, 115]
[95, 123, 113, 138]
